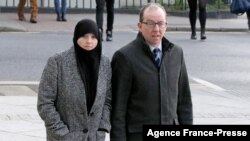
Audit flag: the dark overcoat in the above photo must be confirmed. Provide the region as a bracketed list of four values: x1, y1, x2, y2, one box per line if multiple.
[111, 33, 193, 141]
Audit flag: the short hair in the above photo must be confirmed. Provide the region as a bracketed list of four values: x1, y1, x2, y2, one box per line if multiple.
[139, 2, 167, 22]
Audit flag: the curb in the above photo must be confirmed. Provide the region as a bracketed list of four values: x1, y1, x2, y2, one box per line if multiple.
[0, 25, 248, 32]
[167, 27, 249, 32]
[0, 26, 26, 32]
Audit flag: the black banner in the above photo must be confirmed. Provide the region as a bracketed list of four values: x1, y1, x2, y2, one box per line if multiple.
[143, 125, 250, 140]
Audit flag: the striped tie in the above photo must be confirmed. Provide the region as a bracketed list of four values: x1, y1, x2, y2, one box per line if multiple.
[153, 48, 161, 67]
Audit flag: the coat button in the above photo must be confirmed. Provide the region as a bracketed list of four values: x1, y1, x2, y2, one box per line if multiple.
[83, 129, 88, 133]
[90, 112, 94, 116]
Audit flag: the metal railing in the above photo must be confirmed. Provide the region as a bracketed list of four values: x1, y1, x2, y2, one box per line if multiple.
[0, 0, 231, 10]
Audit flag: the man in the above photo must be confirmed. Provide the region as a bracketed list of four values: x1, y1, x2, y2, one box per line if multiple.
[18, 0, 38, 23]
[95, 0, 114, 41]
[111, 3, 193, 141]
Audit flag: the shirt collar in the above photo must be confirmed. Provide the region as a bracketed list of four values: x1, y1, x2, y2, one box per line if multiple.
[148, 42, 162, 53]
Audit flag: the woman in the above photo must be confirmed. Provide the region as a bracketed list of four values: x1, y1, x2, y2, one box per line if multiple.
[37, 19, 111, 141]
[54, 0, 67, 21]
[188, 0, 207, 40]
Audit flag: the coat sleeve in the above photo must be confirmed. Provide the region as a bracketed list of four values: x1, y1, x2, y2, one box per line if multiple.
[177, 49, 193, 125]
[110, 51, 132, 141]
[98, 59, 112, 132]
[37, 56, 69, 138]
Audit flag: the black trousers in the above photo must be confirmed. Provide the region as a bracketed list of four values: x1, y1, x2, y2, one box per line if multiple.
[247, 11, 250, 28]
[187, 0, 207, 32]
[247, 11, 250, 17]
[247, 10, 250, 23]
[95, 0, 114, 31]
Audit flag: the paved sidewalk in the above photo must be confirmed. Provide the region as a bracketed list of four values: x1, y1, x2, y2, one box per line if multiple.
[0, 13, 250, 140]
[0, 13, 250, 32]
[0, 83, 250, 141]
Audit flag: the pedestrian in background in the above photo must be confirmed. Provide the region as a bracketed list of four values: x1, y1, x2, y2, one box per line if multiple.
[37, 19, 112, 141]
[95, 0, 114, 41]
[17, 0, 38, 23]
[54, 0, 67, 21]
[247, 10, 250, 30]
[111, 3, 193, 141]
[187, 0, 207, 40]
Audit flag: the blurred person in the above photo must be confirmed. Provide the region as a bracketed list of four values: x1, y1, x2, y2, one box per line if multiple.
[247, 10, 250, 30]
[54, 0, 67, 21]
[110, 3, 193, 141]
[18, 0, 38, 23]
[188, 0, 207, 40]
[37, 19, 112, 141]
[95, 0, 114, 41]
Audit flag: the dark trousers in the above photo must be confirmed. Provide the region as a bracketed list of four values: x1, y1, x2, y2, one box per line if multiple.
[247, 11, 250, 29]
[95, 0, 114, 31]
[187, 0, 207, 32]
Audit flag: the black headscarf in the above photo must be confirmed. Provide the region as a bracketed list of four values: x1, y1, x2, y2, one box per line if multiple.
[73, 19, 102, 114]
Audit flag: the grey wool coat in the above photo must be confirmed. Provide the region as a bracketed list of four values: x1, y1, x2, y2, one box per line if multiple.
[37, 47, 112, 141]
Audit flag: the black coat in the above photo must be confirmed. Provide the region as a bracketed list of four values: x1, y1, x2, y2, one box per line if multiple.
[110, 33, 193, 141]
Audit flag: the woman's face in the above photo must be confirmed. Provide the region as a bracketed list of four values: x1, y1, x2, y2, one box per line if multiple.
[77, 33, 98, 51]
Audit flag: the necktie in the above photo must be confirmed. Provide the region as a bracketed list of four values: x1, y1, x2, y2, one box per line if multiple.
[153, 48, 161, 67]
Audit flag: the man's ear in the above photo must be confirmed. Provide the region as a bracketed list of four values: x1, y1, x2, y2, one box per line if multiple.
[137, 22, 142, 30]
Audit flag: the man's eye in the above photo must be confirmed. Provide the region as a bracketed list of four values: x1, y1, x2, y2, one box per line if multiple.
[158, 22, 164, 26]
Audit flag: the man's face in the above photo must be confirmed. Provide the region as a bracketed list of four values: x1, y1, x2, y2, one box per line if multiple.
[138, 7, 167, 46]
